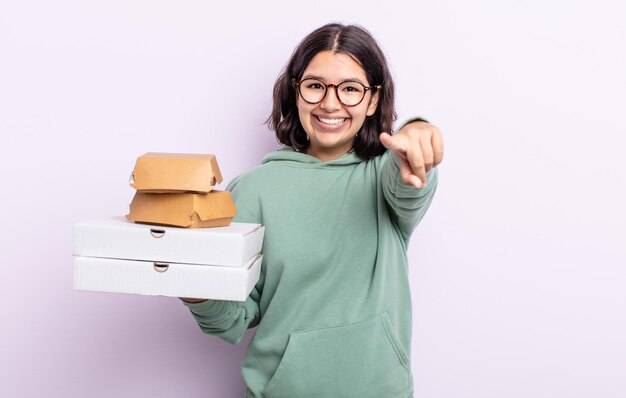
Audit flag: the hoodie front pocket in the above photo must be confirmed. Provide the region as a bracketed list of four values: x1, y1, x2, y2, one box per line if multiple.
[261, 312, 411, 398]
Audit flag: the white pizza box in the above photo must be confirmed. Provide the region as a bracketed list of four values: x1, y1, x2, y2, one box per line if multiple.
[73, 217, 264, 267]
[73, 254, 262, 301]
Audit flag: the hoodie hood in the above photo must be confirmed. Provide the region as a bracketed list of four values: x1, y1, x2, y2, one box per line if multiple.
[261, 146, 364, 166]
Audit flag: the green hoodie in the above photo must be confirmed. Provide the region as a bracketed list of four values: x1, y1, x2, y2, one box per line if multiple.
[184, 147, 438, 398]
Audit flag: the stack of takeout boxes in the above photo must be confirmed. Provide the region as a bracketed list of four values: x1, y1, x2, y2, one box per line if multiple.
[73, 153, 264, 301]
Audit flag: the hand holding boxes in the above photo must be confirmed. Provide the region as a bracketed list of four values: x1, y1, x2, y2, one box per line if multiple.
[73, 153, 264, 301]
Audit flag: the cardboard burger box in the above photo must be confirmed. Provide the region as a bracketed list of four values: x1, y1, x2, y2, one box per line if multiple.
[127, 190, 237, 228]
[126, 153, 236, 228]
[73, 217, 265, 301]
[130, 152, 223, 193]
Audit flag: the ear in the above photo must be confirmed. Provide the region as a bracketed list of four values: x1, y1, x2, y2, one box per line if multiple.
[293, 78, 301, 110]
[366, 90, 380, 116]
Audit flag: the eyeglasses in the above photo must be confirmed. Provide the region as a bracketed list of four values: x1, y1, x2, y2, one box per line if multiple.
[293, 78, 381, 107]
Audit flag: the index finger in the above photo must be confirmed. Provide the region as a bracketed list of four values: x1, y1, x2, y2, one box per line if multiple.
[405, 139, 427, 185]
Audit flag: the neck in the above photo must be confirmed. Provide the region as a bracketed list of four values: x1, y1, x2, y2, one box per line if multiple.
[306, 146, 353, 162]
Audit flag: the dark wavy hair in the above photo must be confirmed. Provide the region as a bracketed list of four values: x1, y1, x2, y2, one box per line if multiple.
[267, 23, 397, 160]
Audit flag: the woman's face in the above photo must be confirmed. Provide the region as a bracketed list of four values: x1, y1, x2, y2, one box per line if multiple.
[296, 50, 379, 161]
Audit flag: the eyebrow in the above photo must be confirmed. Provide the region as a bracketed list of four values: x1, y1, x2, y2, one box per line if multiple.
[301, 74, 368, 86]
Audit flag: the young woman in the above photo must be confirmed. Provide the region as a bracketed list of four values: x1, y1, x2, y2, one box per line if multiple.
[182, 23, 444, 398]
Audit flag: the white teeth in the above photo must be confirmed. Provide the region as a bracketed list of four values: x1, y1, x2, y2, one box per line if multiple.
[317, 116, 346, 125]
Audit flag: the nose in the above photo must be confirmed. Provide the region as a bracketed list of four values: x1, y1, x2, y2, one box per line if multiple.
[320, 85, 342, 112]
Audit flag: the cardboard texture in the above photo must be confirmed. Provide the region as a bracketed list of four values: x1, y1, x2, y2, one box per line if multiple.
[130, 152, 223, 193]
[74, 217, 264, 267]
[126, 190, 237, 228]
[73, 153, 263, 300]
[74, 254, 262, 301]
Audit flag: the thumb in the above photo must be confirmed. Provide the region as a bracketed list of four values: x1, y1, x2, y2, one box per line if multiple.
[379, 132, 405, 153]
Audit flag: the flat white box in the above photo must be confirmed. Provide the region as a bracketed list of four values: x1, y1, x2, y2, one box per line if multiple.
[74, 254, 262, 301]
[74, 217, 265, 266]
[73, 217, 265, 301]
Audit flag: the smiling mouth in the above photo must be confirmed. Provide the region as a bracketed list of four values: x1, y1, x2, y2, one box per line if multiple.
[316, 116, 348, 126]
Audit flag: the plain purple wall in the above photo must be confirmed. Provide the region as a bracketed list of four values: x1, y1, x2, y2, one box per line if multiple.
[1, 1, 625, 397]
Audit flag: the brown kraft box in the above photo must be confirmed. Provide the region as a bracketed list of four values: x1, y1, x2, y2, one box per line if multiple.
[130, 153, 223, 193]
[126, 190, 237, 228]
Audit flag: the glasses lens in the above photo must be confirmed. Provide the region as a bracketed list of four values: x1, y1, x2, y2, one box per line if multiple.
[337, 81, 366, 106]
[299, 79, 326, 103]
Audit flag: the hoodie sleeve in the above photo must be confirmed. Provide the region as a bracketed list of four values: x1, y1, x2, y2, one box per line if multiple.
[181, 173, 263, 345]
[380, 117, 439, 241]
[181, 289, 261, 345]
[382, 151, 439, 241]
[382, 151, 438, 241]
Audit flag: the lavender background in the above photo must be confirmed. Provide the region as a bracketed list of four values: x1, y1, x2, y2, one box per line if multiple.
[1, 1, 625, 397]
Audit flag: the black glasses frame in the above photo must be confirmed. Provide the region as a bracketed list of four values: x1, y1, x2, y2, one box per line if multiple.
[292, 78, 381, 107]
